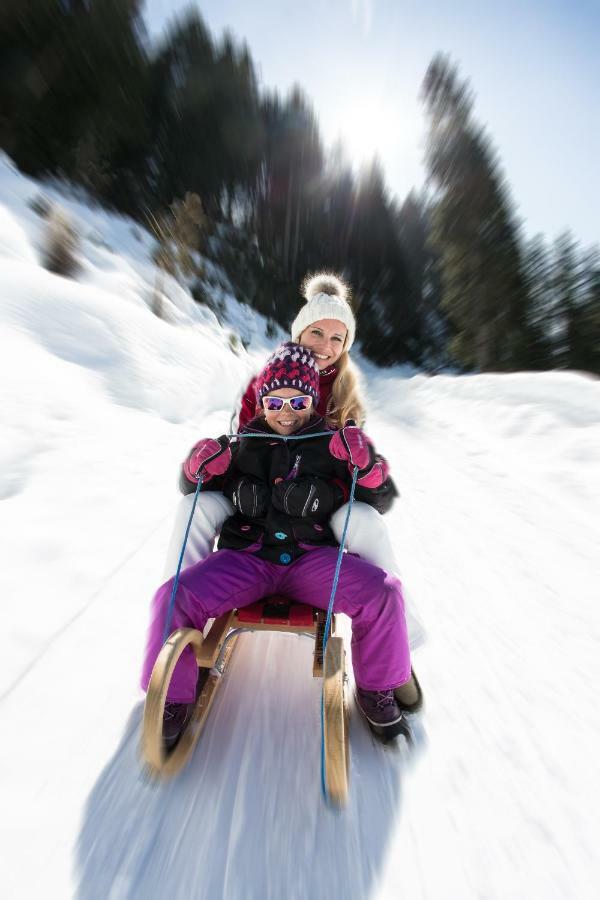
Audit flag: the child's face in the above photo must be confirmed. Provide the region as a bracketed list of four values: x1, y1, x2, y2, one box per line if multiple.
[262, 388, 314, 435]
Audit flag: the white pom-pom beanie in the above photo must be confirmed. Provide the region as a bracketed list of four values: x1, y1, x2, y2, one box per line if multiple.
[290, 275, 356, 351]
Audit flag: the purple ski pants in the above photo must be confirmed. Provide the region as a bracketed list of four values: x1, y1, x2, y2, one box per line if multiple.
[141, 548, 411, 703]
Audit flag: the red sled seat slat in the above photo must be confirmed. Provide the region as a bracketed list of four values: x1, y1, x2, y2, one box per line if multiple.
[289, 604, 316, 626]
[237, 602, 264, 623]
[236, 597, 316, 626]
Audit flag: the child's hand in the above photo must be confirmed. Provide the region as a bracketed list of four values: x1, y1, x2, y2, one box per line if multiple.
[329, 421, 371, 470]
[272, 477, 343, 520]
[355, 457, 390, 489]
[184, 436, 231, 482]
[230, 476, 270, 518]
[329, 421, 390, 489]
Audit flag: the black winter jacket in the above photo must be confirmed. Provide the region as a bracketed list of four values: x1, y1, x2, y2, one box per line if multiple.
[180, 415, 397, 565]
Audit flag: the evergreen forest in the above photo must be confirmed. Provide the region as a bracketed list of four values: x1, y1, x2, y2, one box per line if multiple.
[1, 1, 598, 373]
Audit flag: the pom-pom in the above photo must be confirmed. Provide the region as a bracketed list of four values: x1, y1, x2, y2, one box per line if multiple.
[302, 272, 349, 304]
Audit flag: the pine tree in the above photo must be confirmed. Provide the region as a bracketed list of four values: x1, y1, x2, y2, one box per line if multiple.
[521, 236, 554, 368]
[421, 54, 526, 370]
[550, 234, 600, 372]
[1, 0, 148, 202]
[574, 249, 600, 373]
[579, 255, 600, 374]
[146, 12, 263, 219]
[256, 87, 323, 283]
[348, 159, 415, 365]
[395, 191, 447, 366]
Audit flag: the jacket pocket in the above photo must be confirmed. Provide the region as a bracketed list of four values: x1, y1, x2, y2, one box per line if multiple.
[219, 518, 264, 551]
[292, 521, 334, 546]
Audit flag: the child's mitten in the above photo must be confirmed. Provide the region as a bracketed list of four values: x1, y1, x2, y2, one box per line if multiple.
[329, 421, 390, 489]
[183, 436, 231, 482]
[354, 456, 390, 489]
[329, 421, 371, 470]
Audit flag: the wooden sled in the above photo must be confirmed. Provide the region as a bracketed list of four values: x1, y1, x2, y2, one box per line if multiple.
[142, 597, 350, 805]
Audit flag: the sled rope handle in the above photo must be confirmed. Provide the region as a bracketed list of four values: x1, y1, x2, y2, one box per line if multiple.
[320, 464, 359, 803]
[227, 430, 334, 440]
[162, 429, 341, 641]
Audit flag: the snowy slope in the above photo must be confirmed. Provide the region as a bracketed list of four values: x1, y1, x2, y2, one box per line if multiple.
[1, 155, 599, 900]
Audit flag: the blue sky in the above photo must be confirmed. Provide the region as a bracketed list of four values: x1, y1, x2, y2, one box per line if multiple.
[144, 0, 600, 247]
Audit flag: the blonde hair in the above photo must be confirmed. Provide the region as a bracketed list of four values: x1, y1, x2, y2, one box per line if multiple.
[326, 351, 366, 428]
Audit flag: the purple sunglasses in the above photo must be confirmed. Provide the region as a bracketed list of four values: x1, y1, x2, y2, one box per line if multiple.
[261, 394, 313, 412]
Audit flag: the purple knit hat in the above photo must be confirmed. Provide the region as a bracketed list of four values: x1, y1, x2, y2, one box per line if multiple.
[255, 342, 321, 404]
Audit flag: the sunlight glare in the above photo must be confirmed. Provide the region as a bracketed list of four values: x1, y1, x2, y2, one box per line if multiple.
[330, 95, 414, 168]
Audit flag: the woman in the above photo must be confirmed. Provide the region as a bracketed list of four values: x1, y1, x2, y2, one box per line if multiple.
[235, 273, 363, 430]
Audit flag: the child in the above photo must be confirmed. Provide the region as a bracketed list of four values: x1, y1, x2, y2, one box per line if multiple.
[141, 343, 418, 747]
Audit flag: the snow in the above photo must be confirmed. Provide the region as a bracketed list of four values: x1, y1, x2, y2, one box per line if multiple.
[1, 154, 599, 900]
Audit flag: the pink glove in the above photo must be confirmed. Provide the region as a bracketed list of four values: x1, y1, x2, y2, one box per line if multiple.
[183, 436, 231, 482]
[329, 422, 371, 470]
[356, 457, 389, 489]
[329, 422, 390, 489]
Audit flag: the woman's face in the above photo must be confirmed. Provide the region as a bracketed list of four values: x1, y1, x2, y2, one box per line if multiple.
[299, 318, 347, 369]
[262, 388, 314, 436]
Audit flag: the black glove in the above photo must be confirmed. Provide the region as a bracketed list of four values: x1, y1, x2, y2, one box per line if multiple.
[229, 476, 270, 519]
[271, 477, 343, 520]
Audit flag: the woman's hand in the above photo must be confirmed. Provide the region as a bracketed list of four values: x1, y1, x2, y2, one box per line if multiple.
[230, 476, 270, 518]
[183, 436, 231, 482]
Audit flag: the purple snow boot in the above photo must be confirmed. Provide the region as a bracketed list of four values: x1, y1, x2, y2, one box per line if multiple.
[355, 687, 409, 741]
[162, 701, 193, 751]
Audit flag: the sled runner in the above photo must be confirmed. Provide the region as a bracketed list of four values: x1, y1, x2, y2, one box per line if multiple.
[142, 596, 350, 805]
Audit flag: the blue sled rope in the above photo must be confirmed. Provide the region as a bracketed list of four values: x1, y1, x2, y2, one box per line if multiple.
[162, 474, 205, 643]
